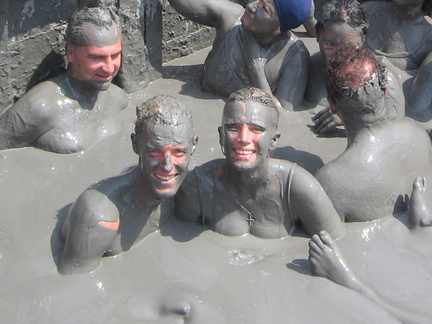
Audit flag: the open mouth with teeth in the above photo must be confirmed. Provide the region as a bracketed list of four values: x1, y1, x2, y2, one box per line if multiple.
[153, 173, 177, 182]
[233, 148, 256, 160]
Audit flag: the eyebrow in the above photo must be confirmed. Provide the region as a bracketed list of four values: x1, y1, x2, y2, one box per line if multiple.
[87, 49, 122, 58]
[225, 122, 266, 129]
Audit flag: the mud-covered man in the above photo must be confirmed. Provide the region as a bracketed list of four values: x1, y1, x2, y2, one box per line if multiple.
[59, 95, 198, 274]
[0, 6, 128, 153]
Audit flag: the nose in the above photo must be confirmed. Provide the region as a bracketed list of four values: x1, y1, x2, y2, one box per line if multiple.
[247, 0, 258, 12]
[238, 124, 251, 143]
[161, 153, 174, 172]
[101, 57, 116, 74]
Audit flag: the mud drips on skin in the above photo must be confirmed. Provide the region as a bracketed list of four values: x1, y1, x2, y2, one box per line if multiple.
[1, 44, 431, 322]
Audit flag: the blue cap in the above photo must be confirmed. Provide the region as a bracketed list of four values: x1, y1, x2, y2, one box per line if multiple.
[273, 0, 312, 32]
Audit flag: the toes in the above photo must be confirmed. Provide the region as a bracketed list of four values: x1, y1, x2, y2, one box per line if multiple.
[309, 239, 320, 252]
[318, 230, 333, 245]
[413, 176, 426, 191]
[310, 234, 324, 249]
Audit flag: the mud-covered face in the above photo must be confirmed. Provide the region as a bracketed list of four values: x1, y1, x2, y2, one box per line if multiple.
[241, 0, 280, 34]
[135, 123, 194, 199]
[318, 22, 363, 62]
[220, 100, 279, 171]
[67, 23, 122, 92]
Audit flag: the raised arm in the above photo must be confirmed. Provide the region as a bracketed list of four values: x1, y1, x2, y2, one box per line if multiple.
[59, 190, 119, 275]
[274, 41, 310, 111]
[289, 166, 345, 239]
[167, 0, 243, 34]
[407, 51, 432, 121]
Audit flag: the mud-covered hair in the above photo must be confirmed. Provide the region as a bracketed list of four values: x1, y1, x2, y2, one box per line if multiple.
[66, 6, 121, 46]
[135, 95, 194, 135]
[326, 44, 387, 104]
[224, 87, 280, 129]
[316, 0, 368, 41]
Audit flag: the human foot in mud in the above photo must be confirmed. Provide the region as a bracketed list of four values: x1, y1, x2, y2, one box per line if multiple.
[307, 230, 431, 323]
[410, 177, 432, 229]
[308, 230, 361, 291]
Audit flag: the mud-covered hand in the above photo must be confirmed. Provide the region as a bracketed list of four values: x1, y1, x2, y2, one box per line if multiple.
[244, 41, 272, 94]
[311, 106, 343, 134]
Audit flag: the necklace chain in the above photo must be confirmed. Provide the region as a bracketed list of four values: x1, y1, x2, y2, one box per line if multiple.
[226, 180, 256, 227]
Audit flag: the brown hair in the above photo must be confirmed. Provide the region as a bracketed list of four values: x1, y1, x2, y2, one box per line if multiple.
[135, 95, 193, 135]
[224, 87, 280, 128]
[325, 44, 387, 104]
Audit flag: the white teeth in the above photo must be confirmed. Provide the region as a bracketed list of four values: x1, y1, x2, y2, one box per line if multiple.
[235, 149, 254, 155]
[155, 174, 175, 181]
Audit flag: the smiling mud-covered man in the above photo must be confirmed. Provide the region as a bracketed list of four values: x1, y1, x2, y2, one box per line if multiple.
[59, 95, 198, 275]
[0, 6, 128, 153]
[175, 87, 345, 239]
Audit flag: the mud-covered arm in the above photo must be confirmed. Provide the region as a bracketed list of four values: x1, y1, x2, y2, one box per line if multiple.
[289, 166, 345, 238]
[274, 41, 310, 111]
[58, 190, 119, 275]
[248, 57, 273, 96]
[407, 52, 432, 121]
[167, 0, 243, 33]
[243, 39, 273, 95]
[0, 93, 57, 150]
[384, 70, 405, 119]
[174, 170, 204, 224]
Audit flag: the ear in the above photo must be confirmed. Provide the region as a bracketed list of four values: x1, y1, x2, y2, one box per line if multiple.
[191, 135, 199, 155]
[66, 45, 75, 64]
[218, 126, 223, 147]
[271, 132, 281, 149]
[329, 100, 341, 118]
[131, 133, 139, 155]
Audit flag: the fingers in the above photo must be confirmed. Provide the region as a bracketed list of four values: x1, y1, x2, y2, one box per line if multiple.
[316, 119, 339, 134]
[311, 107, 329, 121]
[312, 108, 342, 134]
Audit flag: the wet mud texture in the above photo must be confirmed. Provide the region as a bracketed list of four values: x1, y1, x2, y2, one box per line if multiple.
[1, 36, 432, 323]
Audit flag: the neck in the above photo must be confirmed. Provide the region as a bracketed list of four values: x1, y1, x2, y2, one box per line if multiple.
[343, 110, 388, 144]
[66, 68, 99, 110]
[227, 159, 269, 192]
[67, 65, 100, 100]
[251, 30, 285, 48]
[131, 166, 162, 211]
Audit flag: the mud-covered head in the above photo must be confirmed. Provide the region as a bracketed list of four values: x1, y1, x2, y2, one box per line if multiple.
[220, 87, 281, 172]
[241, 0, 311, 35]
[66, 6, 121, 48]
[132, 95, 197, 199]
[65, 7, 122, 92]
[326, 45, 388, 123]
[316, 0, 367, 37]
[316, 0, 367, 61]
[134, 95, 195, 138]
